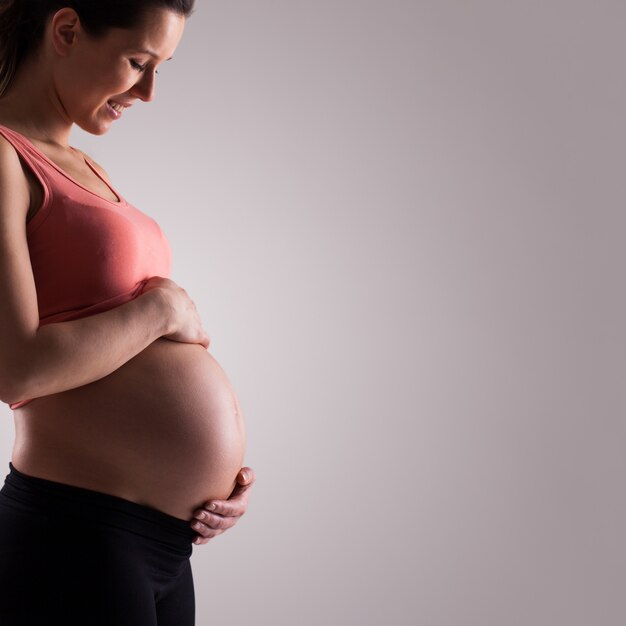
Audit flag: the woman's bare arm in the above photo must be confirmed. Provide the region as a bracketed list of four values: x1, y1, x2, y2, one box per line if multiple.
[5, 290, 170, 405]
[0, 135, 206, 405]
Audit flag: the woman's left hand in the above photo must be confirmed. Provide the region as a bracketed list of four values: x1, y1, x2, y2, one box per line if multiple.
[190, 467, 256, 545]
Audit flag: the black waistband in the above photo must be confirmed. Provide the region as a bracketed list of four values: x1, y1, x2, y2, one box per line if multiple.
[0, 463, 196, 550]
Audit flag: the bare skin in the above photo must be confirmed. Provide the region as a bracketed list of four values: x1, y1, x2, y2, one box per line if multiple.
[0, 8, 253, 542]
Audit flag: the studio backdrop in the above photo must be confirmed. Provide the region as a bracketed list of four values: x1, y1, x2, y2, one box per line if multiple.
[1, 2, 624, 625]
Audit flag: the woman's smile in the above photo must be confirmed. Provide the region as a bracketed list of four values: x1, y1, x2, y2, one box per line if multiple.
[105, 99, 132, 119]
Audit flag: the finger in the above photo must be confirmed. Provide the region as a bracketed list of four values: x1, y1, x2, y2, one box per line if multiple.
[224, 469, 255, 502]
[191, 510, 236, 532]
[203, 491, 250, 518]
[192, 517, 226, 539]
[237, 467, 256, 485]
[193, 534, 213, 545]
[226, 479, 253, 503]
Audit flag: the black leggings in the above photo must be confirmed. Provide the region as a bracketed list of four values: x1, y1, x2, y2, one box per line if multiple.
[0, 462, 196, 626]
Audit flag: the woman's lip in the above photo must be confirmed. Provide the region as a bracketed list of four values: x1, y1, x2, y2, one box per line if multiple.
[106, 101, 123, 119]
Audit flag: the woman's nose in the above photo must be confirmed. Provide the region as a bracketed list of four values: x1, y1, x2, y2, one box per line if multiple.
[130, 71, 156, 102]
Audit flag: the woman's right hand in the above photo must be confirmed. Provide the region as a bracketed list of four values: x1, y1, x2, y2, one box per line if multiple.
[140, 276, 210, 349]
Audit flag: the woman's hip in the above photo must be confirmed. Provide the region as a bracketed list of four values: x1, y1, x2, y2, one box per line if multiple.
[0, 462, 196, 625]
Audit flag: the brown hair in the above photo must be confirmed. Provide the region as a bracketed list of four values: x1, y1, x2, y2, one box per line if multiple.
[0, 0, 195, 95]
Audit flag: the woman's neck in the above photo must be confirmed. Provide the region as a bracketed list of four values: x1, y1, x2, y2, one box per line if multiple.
[0, 56, 73, 147]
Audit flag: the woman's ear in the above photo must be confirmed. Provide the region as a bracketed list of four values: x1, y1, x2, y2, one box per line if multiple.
[49, 7, 82, 57]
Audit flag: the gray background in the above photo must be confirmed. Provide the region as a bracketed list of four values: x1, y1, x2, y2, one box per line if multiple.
[2, 1, 625, 624]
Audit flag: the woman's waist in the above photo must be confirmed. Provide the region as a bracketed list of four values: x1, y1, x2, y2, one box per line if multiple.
[0, 462, 197, 550]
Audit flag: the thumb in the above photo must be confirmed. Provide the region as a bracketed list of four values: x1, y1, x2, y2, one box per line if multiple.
[237, 467, 255, 485]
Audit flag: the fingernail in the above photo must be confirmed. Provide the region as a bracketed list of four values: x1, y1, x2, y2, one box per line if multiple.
[196, 512, 206, 521]
[240, 471, 248, 482]
[208, 503, 216, 511]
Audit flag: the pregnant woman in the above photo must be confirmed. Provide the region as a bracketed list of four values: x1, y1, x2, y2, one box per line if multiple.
[0, 2, 254, 624]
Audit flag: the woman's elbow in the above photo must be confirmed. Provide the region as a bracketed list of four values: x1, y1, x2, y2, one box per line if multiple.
[0, 357, 33, 405]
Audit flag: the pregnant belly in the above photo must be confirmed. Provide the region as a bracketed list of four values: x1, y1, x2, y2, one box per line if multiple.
[11, 338, 247, 520]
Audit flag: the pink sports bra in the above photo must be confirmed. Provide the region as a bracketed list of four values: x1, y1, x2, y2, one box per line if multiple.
[0, 124, 172, 409]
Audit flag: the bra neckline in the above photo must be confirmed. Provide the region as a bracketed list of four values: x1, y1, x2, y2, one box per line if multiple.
[0, 123, 127, 207]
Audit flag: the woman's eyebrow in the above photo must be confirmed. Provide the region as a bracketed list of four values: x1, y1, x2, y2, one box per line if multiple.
[132, 48, 173, 61]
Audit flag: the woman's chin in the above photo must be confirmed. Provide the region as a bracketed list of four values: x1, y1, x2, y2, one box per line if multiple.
[75, 115, 113, 136]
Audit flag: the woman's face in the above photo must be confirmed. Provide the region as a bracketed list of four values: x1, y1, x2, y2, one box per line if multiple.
[52, 8, 186, 134]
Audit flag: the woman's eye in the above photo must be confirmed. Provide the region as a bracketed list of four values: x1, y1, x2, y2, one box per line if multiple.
[130, 60, 147, 71]
[130, 60, 158, 75]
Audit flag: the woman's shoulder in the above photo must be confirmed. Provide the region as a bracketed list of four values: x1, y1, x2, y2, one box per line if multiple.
[0, 131, 29, 182]
[0, 132, 31, 223]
